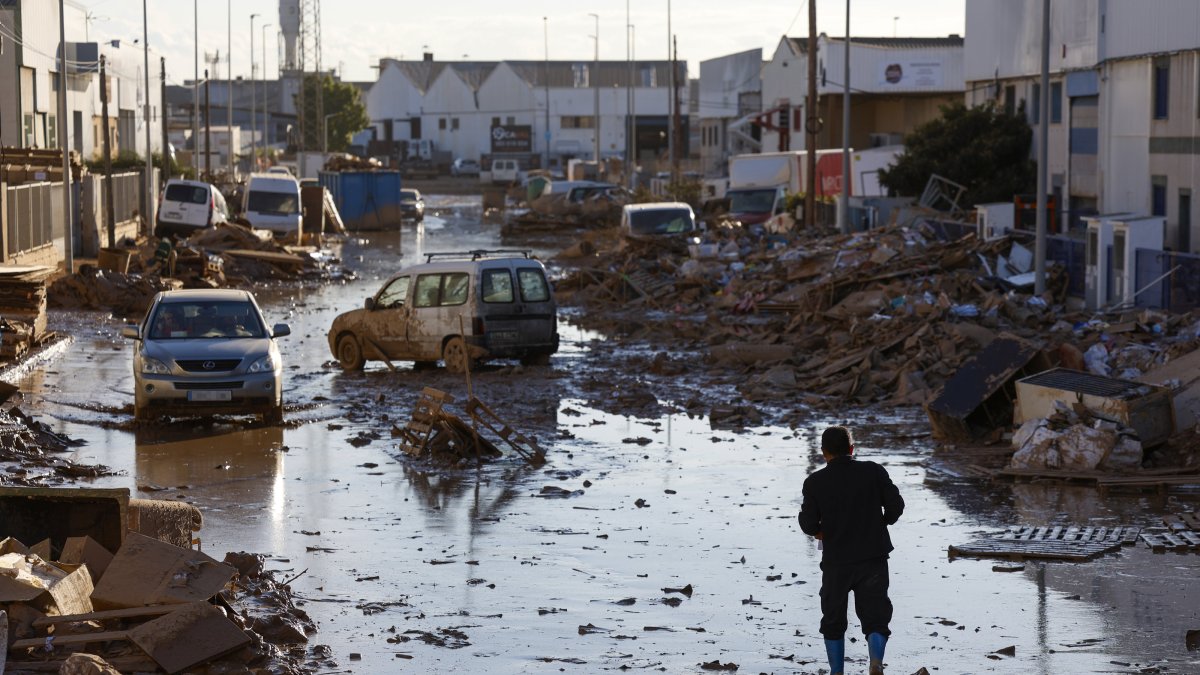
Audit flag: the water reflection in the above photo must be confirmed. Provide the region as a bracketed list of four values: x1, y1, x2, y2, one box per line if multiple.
[134, 424, 285, 511]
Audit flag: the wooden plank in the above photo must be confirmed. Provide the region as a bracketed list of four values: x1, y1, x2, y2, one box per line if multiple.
[1178, 531, 1200, 547]
[1160, 533, 1190, 551]
[1141, 533, 1166, 552]
[1164, 515, 1188, 531]
[1180, 513, 1200, 530]
[1049, 526, 1062, 541]
[33, 604, 180, 628]
[10, 629, 131, 649]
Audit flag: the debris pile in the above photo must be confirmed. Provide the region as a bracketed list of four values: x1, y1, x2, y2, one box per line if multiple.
[48, 222, 349, 317]
[0, 266, 54, 363]
[552, 220, 1200, 423]
[0, 397, 107, 485]
[394, 388, 544, 466]
[1010, 401, 1144, 472]
[504, 188, 630, 233]
[1, 489, 313, 673]
[323, 154, 384, 171]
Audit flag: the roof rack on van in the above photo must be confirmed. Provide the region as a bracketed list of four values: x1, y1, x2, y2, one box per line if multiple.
[424, 249, 532, 263]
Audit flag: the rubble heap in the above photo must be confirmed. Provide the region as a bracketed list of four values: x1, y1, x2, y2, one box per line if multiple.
[553, 220, 1200, 415]
[0, 266, 54, 363]
[1010, 400, 1145, 472]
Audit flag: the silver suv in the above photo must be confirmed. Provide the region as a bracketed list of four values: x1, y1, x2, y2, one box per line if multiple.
[122, 289, 291, 423]
[328, 250, 558, 372]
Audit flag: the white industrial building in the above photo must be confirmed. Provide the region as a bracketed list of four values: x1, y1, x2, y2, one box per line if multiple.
[966, 0, 1199, 251]
[697, 49, 762, 177]
[365, 56, 688, 171]
[760, 34, 965, 155]
[0, 0, 164, 159]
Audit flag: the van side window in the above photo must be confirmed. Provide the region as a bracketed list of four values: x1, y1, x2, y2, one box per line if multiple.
[517, 268, 550, 302]
[414, 274, 442, 308]
[377, 276, 410, 309]
[481, 269, 514, 303]
[441, 273, 470, 306]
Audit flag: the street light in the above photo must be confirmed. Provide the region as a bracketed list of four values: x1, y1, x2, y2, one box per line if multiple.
[250, 13, 259, 173]
[323, 112, 339, 157]
[588, 13, 599, 164]
[261, 23, 272, 163]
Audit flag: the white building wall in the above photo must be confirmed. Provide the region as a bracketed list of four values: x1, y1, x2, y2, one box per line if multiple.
[1104, 0, 1200, 60]
[964, 0, 1098, 82]
[1100, 59, 1152, 215]
[699, 49, 761, 119]
[365, 63, 422, 142]
[422, 69, 487, 160]
[761, 39, 805, 154]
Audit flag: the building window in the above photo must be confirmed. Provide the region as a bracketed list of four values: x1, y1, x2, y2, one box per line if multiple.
[561, 116, 595, 129]
[572, 64, 590, 88]
[1004, 85, 1016, 116]
[1153, 58, 1169, 119]
[1151, 176, 1168, 216]
[491, 116, 500, 127]
[1030, 83, 1041, 124]
[640, 66, 657, 88]
[439, 118, 447, 130]
[451, 117, 460, 131]
[506, 116, 515, 125]
[46, 114, 58, 148]
[1050, 82, 1063, 123]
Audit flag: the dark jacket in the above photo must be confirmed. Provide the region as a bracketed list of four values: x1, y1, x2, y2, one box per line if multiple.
[798, 455, 904, 564]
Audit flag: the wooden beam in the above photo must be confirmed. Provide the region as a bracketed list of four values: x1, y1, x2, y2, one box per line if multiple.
[33, 604, 181, 628]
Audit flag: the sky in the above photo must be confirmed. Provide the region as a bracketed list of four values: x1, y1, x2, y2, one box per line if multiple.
[85, 0, 966, 86]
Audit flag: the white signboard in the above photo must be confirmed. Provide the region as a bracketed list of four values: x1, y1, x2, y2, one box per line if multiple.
[878, 61, 944, 88]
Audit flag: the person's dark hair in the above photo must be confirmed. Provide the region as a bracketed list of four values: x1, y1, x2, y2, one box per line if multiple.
[821, 426, 853, 456]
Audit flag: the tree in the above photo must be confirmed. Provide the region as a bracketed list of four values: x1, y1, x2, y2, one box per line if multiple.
[878, 101, 1036, 206]
[295, 74, 369, 152]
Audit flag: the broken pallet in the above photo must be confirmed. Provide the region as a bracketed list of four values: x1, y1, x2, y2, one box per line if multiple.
[1163, 512, 1200, 532]
[1140, 530, 1200, 553]
[950, 524, 1140, 562]
[396, 388, 454, 457]
[466, 397, 545, 467]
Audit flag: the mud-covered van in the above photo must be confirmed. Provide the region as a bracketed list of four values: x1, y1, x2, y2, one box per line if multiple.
[327, 250, 558, 372]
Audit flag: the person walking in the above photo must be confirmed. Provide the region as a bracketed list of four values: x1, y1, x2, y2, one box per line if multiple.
[798, 426, 904, 675]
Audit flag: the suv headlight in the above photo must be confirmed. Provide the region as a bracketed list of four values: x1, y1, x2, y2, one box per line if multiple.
[247, 355, 276, 373]
[141, 357, 171, 375]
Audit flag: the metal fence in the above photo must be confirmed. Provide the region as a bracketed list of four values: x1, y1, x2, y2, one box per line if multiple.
[5, 182, 63, 258]
[106, 171, 143, 224]
[1134, 248, 1200, 312]
[1045, 234, 1087, 298]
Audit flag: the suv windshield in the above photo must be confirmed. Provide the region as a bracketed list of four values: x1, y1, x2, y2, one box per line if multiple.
[728, 189, 777, 213]
[247, 191, 299, 215]
[628, 208, 694, 236]
[148, 301, 266, 339]
[164, 184, 208, 205]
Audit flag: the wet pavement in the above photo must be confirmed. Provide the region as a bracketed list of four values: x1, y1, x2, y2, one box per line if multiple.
[7, 195, 1200, 673]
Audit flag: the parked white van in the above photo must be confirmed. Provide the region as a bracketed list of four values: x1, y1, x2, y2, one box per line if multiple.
[489, 158, 521, 185]
[155, 179, 228, 239]
[242, 173, 302, 237]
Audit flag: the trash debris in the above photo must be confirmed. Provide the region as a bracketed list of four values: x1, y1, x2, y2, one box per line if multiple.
[395, 388, 544, 466]
[1014, 368, 1175, 448]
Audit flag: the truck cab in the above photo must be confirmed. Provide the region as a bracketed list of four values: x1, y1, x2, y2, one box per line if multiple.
[725, 185, 786, 225]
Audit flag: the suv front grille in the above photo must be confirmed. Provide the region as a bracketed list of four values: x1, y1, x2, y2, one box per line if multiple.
[174, 381, 245, 390]
[176, 359, 241, 372]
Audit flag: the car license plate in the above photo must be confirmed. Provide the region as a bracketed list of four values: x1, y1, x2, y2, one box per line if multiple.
[165, 211, 182, 220]
[188, 390, 232, 402]
[492, 330, 519, 342]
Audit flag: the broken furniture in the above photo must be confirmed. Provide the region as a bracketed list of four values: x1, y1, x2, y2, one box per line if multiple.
[396, 388, 545, 466]
[926, 336, 1053, 441]
[1014, 368, 1175, 448]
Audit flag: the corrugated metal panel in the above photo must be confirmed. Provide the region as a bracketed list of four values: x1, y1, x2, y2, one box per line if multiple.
[1105, 0, 1200, 60]
[698, 49, 762, 119]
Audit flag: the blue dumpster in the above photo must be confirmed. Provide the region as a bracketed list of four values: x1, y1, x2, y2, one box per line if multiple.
[318, 171, 403, 231]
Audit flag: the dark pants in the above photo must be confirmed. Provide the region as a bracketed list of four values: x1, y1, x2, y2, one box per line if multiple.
[819, 557, 892, 640]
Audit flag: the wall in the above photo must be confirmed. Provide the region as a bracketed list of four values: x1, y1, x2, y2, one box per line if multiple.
[964, 0, 1098, 82]
[365, 63, 424, 143]
[0, 9, 18, 147]
[1145, 51, 1200, 251]
[1101, 59, 1152, 218]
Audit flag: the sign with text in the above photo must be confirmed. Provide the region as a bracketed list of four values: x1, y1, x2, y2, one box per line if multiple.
[878, 61, 944, 89]
[491, 125, 532, 153]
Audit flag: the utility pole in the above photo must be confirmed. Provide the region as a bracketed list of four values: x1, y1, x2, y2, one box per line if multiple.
[227, 0, 233, 180]
[57, 0, 72, 271]
[672, 35, 682, 181]
[250, 13, 259, 173]
[630, 24, 637, 188]
[100, 56, 116, 249]
[161, 58, 170, 182]
[589, 13, 600, 165]
[1034, 0, 1050, 294]
[805, 0, 818, 228]
[666, 0, 673, 178]
[205, 69, 212, 180]
[142, 0, 153, 235]
[839, 0, 851, 235]
[262, 23, 272, 164]
[193, 0, 199, 177]
[543, 17, 550, 171]
[626, 0, 631, 187]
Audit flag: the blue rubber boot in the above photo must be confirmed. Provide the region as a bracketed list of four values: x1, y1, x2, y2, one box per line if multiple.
[824, 638, 845, 675]
[867, 632, 888, 674]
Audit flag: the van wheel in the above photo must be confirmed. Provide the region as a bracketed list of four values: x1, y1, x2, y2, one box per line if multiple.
[442, 337, 475, 374]
[337, 334, 365, 371]
[520, 353, 551, 367]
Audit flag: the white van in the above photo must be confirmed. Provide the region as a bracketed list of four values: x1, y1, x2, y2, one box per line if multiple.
[242, 173, 302, 237]
[155, 179, 228, 239]
[489, 158, 521, 185]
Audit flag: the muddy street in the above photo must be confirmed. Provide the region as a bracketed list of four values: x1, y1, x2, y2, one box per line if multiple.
[4, 196, 1198, 673]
